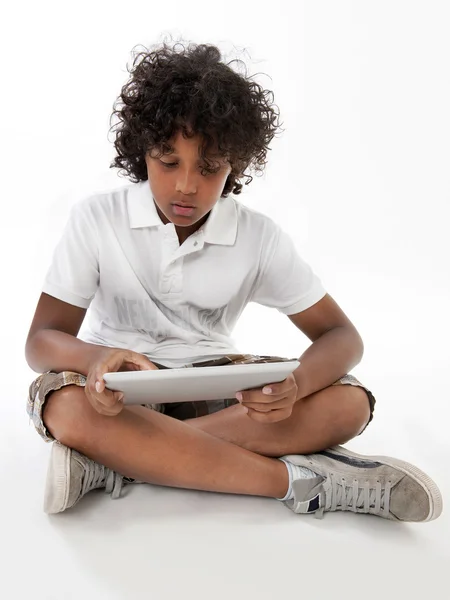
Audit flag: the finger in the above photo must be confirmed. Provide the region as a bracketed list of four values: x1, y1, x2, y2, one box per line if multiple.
[86, 378, 122, 410]
[94, 403, 122, 417]
[90, 381, 118, 408]
[100, 390, 124, 410]
[97, 402, 124, 417]
[92, 360, 142, 397]
[92, 374, 125, 408]
[91, 393, 124, 416]
[125, 351, 159, 371]
[92, 373, 108, 397]
[259, 379, 295, 399]
[246, 407, 292, 423]
[242, 397, 290, 411]
[237, 389, 286, 404]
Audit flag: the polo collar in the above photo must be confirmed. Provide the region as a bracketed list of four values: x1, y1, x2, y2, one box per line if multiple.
[126, 180, 237, 246]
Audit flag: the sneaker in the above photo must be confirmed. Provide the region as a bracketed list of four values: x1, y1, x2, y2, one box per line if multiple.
[280, 445, 443, 522]
[44, 441, 139, 514]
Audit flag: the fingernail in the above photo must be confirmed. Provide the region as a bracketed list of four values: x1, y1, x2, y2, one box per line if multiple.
[263, 387, 272, 394]
[236, 392, 243, 401]
[95, 382, 101, 393]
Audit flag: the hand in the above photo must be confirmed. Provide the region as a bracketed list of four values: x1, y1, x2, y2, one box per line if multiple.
[235, 373, 298, 423]
[85, 348, 159, 416]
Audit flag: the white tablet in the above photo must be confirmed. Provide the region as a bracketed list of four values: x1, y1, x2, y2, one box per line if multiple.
[103, 360, 300, 405]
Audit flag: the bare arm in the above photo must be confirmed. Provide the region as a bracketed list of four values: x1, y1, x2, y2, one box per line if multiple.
[287, 294, 364, 400]
[25, 292, 106, 376]
[26, 328, 107, 376]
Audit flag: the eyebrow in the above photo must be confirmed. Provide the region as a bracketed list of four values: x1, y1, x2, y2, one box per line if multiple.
[162, 154, 204, 162]
[165, 143, 222, 156]
[167, 149, 224, 158]
[162, 152, 224, 164]
[165, 151, 199, 156]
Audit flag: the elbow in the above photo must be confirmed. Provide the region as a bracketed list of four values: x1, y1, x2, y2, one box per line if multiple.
[339, 325, 364, 364]
[352, 328, 365, 363]
[25, 343, 36, 373]
[25, 335, 43, 373]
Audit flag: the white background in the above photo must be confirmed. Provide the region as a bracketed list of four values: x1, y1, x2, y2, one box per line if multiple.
[1, 1, 449, 598]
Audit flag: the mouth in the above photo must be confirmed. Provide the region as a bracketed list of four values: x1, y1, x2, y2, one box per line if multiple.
[172, 203, 196, 216]
[172, 203, 196, 208]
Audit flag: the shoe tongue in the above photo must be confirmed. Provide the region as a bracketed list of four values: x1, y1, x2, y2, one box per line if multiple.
[292, 476, 324, 513]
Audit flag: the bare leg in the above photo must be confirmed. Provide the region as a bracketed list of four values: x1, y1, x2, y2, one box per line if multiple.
[184, 384, 371, 457]
[44, 387, 289, 499]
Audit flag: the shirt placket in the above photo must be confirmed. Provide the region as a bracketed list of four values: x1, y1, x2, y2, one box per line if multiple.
[159, 225, 203, 294]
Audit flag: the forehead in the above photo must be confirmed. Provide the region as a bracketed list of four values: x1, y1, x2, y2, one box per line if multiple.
[150, 139, 226, 163]
[169, 131, 221, 155]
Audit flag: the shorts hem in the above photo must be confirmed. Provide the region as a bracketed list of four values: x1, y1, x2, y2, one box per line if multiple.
[26, 363, 376, 442]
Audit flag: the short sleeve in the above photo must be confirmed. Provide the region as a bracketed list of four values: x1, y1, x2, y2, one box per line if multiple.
[250, 225, 327, 314]
[42, 200, 99, 309]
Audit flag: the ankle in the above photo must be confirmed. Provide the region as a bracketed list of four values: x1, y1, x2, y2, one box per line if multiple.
[272, 459, 290, 499]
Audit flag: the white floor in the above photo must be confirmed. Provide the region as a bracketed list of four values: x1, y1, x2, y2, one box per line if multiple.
[2, 3, 449, 595]
[2, 358, 448, 600]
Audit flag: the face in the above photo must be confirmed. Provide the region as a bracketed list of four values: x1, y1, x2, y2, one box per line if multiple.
[144, 130, 232, 243]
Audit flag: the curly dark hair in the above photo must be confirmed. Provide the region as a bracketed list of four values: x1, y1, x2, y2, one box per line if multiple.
[108, 38, 284, 197]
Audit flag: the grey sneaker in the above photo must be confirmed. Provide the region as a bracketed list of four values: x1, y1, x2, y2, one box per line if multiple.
[44, 441, 139, 514]
[280, 445, 443, 522]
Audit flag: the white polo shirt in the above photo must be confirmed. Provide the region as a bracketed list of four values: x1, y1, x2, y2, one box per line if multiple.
[42, 180, 327, 368]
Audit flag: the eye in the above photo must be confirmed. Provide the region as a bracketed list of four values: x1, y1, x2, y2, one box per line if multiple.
[159, 161, 219, 175]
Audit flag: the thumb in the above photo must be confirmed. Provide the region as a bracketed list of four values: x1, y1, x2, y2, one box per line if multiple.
[139, 357, 159, 370]
[125, 351, 158, 371]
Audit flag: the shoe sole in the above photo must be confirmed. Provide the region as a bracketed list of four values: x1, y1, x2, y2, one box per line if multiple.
[329, 445, 443, 522]
[43, 442, 72, 514]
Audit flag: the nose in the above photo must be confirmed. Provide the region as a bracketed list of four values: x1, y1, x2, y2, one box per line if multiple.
[175, 168, 198, 195]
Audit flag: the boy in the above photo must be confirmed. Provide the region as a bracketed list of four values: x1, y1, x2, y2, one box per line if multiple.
[25, 40, 442, 520]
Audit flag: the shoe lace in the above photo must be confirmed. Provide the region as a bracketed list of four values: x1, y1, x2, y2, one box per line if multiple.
[81, 462, 124, 500]
[316, 474, 392, 519]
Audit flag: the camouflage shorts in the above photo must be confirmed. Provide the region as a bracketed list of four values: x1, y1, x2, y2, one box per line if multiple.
[26, 353, 376, 443]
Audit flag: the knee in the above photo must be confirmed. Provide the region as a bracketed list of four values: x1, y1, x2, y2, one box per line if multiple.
[341, 385, 371, 437]
[43, 385, 96, 447]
